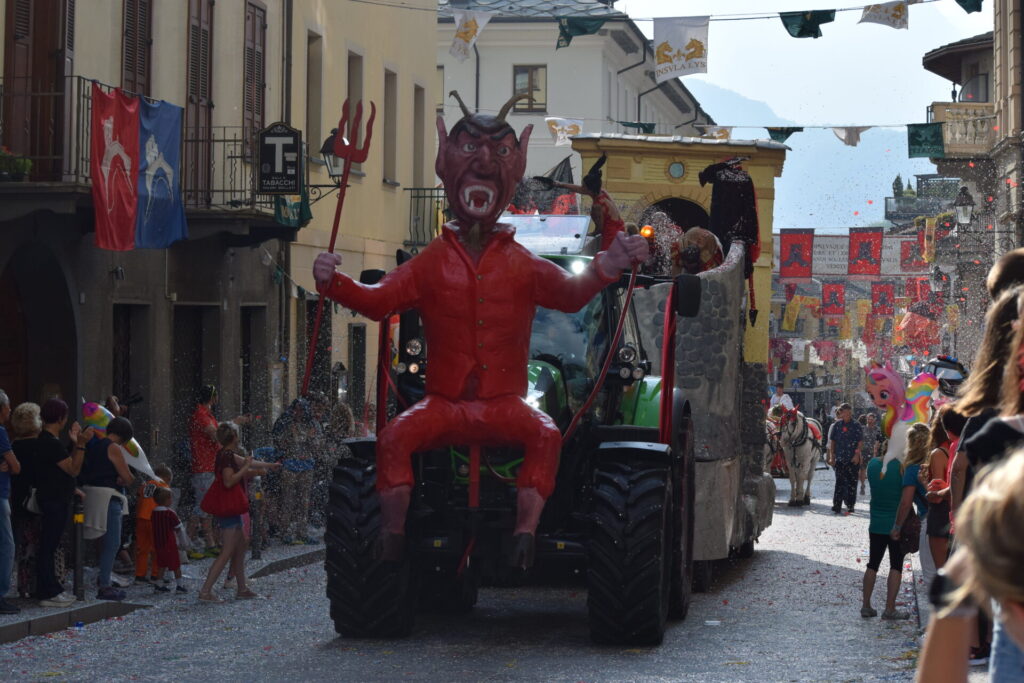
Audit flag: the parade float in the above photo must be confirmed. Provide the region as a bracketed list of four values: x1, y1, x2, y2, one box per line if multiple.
[315, 95, 783, 645]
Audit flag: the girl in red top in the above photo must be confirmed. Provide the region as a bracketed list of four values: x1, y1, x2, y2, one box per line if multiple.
[198, 422, 280, 603]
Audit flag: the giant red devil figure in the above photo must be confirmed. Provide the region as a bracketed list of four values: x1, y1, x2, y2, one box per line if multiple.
[313, 91, 649, 568]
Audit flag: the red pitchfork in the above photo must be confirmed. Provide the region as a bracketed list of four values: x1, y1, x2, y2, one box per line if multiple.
[301, 99, 376, 396]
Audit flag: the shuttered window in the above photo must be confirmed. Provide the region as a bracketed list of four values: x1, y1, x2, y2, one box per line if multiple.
[243, 1, 266, 141]
[122, 0, 151, 96]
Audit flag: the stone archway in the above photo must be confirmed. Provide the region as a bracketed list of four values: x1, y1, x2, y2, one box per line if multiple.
[0, 242, 77, 406]
[642, 197, 709, 230]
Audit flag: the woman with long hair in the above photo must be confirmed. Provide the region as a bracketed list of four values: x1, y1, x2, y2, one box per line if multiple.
[922, 405, 964, 571]
[895, 424, 931, 605]
[9, 402, 41, 600]
[915, 452, 1024, 682]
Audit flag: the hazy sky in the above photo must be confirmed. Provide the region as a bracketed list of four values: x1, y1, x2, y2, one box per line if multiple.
[616, 0, 994, 228]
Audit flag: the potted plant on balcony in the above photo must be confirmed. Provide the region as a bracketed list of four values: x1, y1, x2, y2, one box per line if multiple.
[11, 156, 31, 181]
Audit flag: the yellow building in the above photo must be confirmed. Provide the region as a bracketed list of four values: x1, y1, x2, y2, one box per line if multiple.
[0, 0, 435, 454]
[571, 134, 788, 365]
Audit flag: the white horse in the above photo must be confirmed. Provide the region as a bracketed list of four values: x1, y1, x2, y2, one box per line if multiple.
[777, 409, 824, 507]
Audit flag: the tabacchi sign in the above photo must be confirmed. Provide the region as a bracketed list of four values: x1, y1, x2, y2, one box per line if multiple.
[258, 122, 302, 195]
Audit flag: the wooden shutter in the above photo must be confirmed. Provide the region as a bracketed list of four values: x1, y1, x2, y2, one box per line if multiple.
[243, 2, 266, 139]
[185, 0, 213, 207]
[122, 0, 152, 95]
[2, 0, 34, 155]
[61, 0, 74, 80]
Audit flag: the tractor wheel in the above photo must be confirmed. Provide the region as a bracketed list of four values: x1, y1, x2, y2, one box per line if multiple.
[668, 418, 695, 620]
[325, 461, 417, 637]
[418, 564, 479, 614]
[588, 462, 671, 646]
[692, 560, 713, 593]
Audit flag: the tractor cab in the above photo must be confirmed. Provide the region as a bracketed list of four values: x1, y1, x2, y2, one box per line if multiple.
[922, 355, 968, 399]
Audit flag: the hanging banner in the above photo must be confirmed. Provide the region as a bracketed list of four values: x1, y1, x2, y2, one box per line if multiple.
[822, 282, 846, 315]
[859, 2, 909, 29]
[923, 217, 937, 262]
[782, 295, 803, 331]
[856, 299, 872, 328]
[767, 127, 803, 143]
[872, 282, 895, 315]
[947, 304, 960, 331]
[832, 127, 872, 147]
[449, 10, 495, 63]
[700, 126, 732, 140]
[91, 84, 141, 251]
[135, 98, 188, 248]
[804, 296, 821, 318]
[908, 122, 945, 158]
[779, 10, 836, 38]
[893, 314, 906, 345]
[556, 17, 607, 49]
[784, 282, 797, 302]
[545, 117, 583, 147]
[900, 238, 928, 271]
[653, 16, 709, 83]
[906, 277, 932, 303]
[849, 227, 884, 276]
[779, 229, 814, 278]
[839, 314, 852, 340]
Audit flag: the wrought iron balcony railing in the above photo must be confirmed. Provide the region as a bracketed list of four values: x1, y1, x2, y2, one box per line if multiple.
[404, 187, 448, 251]
[0, 75, 273, 213]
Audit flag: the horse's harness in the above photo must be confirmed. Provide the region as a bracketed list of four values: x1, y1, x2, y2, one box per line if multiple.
[782, 413, 809, 448]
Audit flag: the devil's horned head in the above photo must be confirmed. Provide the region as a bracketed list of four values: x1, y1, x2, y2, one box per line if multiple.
[436, 91, 533, 228]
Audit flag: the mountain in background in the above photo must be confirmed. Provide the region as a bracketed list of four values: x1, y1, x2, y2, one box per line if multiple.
[684, 81, 938, 230]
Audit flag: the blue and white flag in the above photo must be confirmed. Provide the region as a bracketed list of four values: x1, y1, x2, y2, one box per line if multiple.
[135, 99, 188, 248]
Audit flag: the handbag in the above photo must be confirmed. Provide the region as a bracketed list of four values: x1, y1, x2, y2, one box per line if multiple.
[899, 509, 921, 555]
[25, 487, 41, 515]
[200, 474, 249, 518]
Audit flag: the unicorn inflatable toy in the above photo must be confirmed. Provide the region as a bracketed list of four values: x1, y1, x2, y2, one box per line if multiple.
[864, 362, 938, 471]
[81, 401, 157, 479]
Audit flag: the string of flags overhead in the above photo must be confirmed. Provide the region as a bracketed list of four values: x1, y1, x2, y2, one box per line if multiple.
[448, 0, 983, 62]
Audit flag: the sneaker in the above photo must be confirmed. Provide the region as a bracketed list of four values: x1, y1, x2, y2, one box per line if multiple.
[39, 592, 76, 608]
[969, 646, 990, 666]
[134, 576, 151, 585]
[175, 585, 188, 594]
[847, 506, 855, 514]
[860, 607, 878, 618]
[111, 575, 132, 588]
[97, 586, 127, 601]
[832, 506, 842, 514]
[288, 538, 305, 546]
[881, 609, 909, 620]
[153, 584, 170, 593]
[0, 599, 21, 615]
[203, 547, 222, 558]
[187, 550, 207, 560]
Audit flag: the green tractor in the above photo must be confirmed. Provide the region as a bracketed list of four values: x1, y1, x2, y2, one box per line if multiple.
[325, 216, 702, 645]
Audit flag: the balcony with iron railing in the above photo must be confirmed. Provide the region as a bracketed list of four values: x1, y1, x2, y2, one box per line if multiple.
[404, 187, 448, 251]
[926, 101, 996, 158]
[0, 75, 275, 216]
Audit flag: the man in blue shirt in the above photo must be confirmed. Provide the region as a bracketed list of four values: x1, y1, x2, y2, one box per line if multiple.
[827, 402, 863, 514]
[0, 390, 22, 614]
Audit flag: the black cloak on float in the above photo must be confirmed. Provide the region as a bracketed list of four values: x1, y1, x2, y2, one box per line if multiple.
[509, 156, 578, 215]
[698, 160, 760, 277]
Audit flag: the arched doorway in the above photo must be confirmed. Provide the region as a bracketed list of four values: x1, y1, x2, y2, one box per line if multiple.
[641, 198, 709, 230]
[0, 243, 77, 406]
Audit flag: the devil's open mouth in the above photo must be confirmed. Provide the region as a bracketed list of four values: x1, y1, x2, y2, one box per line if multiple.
[461, 184, 495, 214]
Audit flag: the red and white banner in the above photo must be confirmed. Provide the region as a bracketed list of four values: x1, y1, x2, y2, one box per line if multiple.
[91, 83, 140, 251]
[779, 229, 814, 278]
[871, 282, 895, 315]
[906, 277, 931, 303]
[848, 228, 883, 276]
[822, 282, 845, 315]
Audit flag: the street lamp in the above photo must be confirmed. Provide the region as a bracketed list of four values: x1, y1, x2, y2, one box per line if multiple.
[954, 186, 975, 227]
[319, 129, 345, 181]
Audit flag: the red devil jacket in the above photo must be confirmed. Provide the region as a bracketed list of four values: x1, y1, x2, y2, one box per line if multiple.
[324, 223, 618, 401]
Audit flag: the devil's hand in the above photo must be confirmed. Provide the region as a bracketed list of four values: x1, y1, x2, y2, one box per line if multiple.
[598, 232, 649, 279]
[313, 252, 343, 294]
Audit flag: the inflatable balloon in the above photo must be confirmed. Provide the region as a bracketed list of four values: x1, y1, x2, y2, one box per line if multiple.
[81, 402, 157, 479]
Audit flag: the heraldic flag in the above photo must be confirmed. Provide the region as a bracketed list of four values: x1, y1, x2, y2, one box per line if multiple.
[779, 229, 814, 278]
[872, 282, 895, 316]
[822, 282, 845, 315]
[91, 83, 188, 250]
[848, 227, 883, 276]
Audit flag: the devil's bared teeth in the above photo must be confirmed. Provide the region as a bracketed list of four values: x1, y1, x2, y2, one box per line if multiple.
[462, 184, 494, 210]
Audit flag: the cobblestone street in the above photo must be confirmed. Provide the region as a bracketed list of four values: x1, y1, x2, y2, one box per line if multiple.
[0, 467, 940, 682]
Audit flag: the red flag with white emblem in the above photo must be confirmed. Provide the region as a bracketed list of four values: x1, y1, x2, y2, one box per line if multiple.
[90, 83, 140, 251]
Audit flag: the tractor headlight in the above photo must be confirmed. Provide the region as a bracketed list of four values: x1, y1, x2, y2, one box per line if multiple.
[526, 389, 545, 409]
[632, 367, 645, 380]
[617, 346, 637, 364]
[396, 362, 408, 374]
[405, 338, 423, 357]
[618, 367, 632, 380]
[570, 260, 586, 275]
[408, 362, 421, 375]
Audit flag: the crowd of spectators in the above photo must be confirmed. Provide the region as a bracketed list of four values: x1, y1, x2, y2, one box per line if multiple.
[0, 385, 362, 613]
